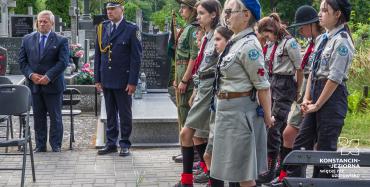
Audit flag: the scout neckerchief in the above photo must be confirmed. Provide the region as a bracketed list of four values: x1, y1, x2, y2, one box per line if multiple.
[266, 42, 278, 75]
[192, 36, 208, 75]
[210, 31, 256, 111]
[301, 40, 315, 70]
[310, 28, 346, 99]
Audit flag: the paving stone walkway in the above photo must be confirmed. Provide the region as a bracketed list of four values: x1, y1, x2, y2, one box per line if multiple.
[0, 113, 369, 187]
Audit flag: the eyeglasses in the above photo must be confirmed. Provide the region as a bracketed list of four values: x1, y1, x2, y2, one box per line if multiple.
[223, 9, 248, 17]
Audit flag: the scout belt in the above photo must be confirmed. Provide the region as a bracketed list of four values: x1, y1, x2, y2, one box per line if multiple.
[217, 91, 252, 100]
[199, 72, 215, 80]
[176, 60, 189, 65]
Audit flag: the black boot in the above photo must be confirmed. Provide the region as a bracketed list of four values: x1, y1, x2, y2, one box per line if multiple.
[256, 152, 278, 185]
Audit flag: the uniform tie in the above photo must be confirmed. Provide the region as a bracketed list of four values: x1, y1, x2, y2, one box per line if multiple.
[192, 36, 208, 75]
[267, 42, 278, 75]
[40, 35, 47, 56]
[301, 41, 315, 70]
[111, 23, 117, 35]
[311, 34, 328, 79]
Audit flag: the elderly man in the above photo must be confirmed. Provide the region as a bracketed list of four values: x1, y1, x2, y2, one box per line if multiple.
[19, 10, 69, 152]
[94, 0, 142, 156]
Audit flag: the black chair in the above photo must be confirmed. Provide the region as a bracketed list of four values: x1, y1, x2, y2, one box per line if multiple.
[63, 88, 81, 150]
[282, 150, 370, 187]
[0, 85, 36, 187]
[0, 77, 14, 153]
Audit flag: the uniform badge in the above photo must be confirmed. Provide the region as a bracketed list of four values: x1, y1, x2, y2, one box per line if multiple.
[290, 41, 298, 49]
[257, 68, 265, 76]
[337, 45, 348, 56]
[192, 31, 197, 39]
[248, 49, 259, 61]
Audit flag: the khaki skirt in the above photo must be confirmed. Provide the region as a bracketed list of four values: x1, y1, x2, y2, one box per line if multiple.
[210, 96, 258, 182]
[184, 78, 215, 138]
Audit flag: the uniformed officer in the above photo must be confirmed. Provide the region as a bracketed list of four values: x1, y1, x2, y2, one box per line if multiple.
[256, 13, 303, 184]
[271, 5, 324, 185]
[210, 0, 274, 186]
[286, 0, 354, 178]
[94, 0, 142, 156]
[172, 0, 200, 164]
[175, 0, 222, 186]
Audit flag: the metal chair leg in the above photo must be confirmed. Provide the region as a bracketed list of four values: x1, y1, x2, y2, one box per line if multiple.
[29, 134, 36, 182]
[9, 116, 13, 139]
[5, 119, 9, 153]
[20, 141, 27, 187]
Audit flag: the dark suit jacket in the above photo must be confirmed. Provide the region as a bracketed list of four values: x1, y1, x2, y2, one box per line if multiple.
[18, 31, 69, 94]
[94, 19, 142, 89]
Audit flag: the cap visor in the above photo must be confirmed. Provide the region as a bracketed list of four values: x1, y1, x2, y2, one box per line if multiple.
[106, 4, 120, 8]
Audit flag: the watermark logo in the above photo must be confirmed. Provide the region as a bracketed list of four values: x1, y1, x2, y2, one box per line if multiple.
[338, 137, 360, 156]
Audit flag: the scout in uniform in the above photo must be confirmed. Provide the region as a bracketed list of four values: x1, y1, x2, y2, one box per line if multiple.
[210, 0, 274, 186]
[257, 13, 303, 184]
[94, 0, 142, 156]
[172, 0, 203, 164]
[202, 26, 233, 187]
[271, 5, 324, 185]
[175, 0, 222, 186]
[286, 0, 354, 178]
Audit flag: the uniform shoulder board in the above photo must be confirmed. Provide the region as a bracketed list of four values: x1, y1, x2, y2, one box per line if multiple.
[102, 20, 110, 25]
[340, 32, 348, 39]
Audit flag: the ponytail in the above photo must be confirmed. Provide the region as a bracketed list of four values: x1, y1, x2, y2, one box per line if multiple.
[344, 23, 354, 43]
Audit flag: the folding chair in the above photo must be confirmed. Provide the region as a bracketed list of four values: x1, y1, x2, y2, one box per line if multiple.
[0, 76, 14, 152]
[0, 85, 36, 187]
[62, 88, 81, 150]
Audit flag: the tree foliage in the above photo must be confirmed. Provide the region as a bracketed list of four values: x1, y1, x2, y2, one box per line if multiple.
[45, 0, 71, 26]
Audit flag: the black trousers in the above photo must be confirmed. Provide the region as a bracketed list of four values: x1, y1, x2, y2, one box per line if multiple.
[286, 79, 348, 178]
[268, 75, 296, 155]
[103, 87, 132, 148]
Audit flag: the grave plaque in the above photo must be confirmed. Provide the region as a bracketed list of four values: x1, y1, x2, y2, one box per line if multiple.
[0, 37, 23, 74]
[140, 32, 170, 91]
[10, 15, 34, 37]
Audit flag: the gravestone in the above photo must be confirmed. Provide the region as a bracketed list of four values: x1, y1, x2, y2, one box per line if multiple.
[10, 15, 35, 37]
[0, 37, 22, 74]
[0, 47, 7, 75]
[140, 32, 170, 92]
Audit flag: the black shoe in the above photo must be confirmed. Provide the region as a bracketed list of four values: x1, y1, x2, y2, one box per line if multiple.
[270, 177, 283, 187]
[97, 146, 117, 155]
[256, 154, 277, 185]
[52, 148, 61, 152]
[34, 147, 47, 153]
[173, 154, 183, 163]
[173, 181, 193, 187]
[119, 147, 130, 157]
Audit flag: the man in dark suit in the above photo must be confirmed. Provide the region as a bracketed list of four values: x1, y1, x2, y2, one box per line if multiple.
[19, 10, 69, 152]
[94, 0, 142, 156]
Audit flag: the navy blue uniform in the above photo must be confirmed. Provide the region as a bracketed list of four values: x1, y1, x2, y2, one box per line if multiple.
[94, 19, 142, 148]
[19, 31, 69, 150]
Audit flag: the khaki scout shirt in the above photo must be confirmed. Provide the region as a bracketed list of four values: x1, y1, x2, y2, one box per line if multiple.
[193, 30, 217, 87]
[265, 36, 302, 75]
[219, 27, 270, 93]
[176, 23, 199, 62]
[314, 24, 354, 84]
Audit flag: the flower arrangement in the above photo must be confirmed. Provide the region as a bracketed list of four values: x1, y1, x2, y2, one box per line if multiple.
[76, 63, 94, 85]
[70, 43, 84, 58]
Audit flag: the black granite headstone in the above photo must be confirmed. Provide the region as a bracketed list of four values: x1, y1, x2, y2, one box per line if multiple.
[0, 37, 23, 74]
[0, 47, 7, 75]
[10, 15, 34, 37]
[140, 32, 170, 90]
